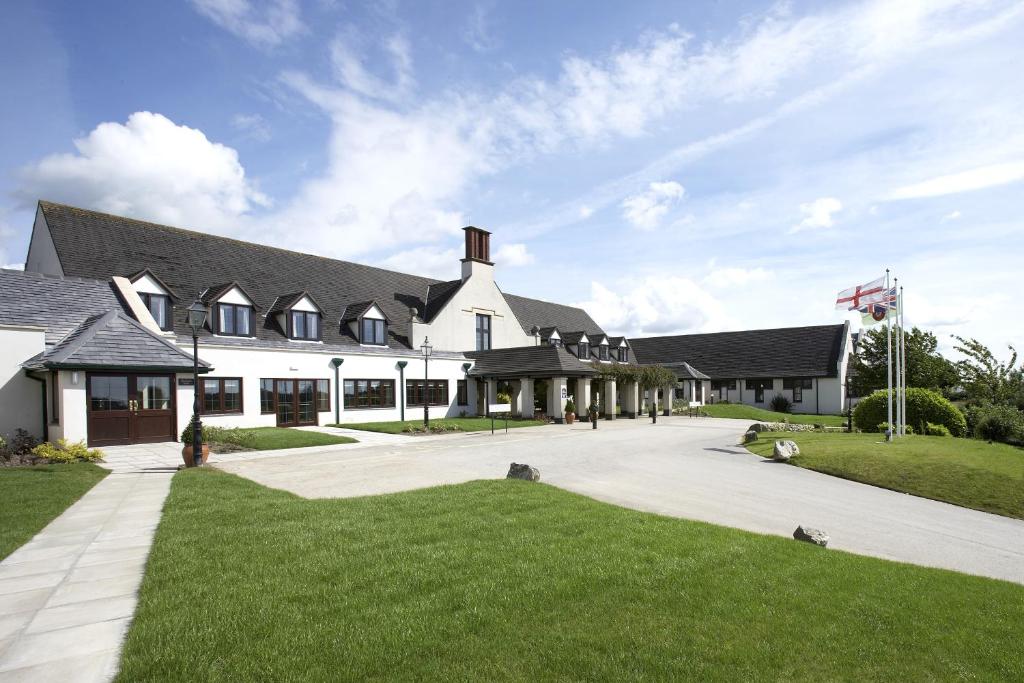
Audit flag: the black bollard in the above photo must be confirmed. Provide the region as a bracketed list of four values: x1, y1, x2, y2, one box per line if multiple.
[650, 404, 657, 424]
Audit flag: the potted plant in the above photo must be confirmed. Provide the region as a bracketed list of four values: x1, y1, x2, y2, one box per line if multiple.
[180, 419, 210, 467]
[564, 397, 576, 424]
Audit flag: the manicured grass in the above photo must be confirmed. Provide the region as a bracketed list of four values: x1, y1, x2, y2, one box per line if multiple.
[209, 427, 357, 451]
[747, 432, 1024, 519]
[702, 403, 847, 426]
[119, 470, 1024, 681]
[0, 463, 108, 560]
[331, 416, 547, 434]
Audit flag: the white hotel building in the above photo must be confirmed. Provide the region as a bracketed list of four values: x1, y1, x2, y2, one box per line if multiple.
[0, 202, 852, 447]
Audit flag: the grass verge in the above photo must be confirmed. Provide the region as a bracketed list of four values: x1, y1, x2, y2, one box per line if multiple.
[331, 416, 546, 434]
[206, 426, 357, 451]
[119, 470, 1024, 681]
[0, 463, 108, 560]
[702, 403, 846, 426]
[746, 431, 1024, 519]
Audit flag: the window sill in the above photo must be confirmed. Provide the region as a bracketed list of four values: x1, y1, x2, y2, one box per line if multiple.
[288, 338, 323, 344]
[342, 406, 397, 410]
[200, 411, 244, 416]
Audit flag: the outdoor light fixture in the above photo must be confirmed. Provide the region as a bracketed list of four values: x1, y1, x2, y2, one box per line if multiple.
[187, 300, 208, 466]
[331, 358, 344, 424]
[420, 337, 433, 428]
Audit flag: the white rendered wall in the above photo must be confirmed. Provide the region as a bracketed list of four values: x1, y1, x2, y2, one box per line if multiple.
[411, 266, 533, 352]
[24, 207, 63, 275]
[173, 342, 476, 437]
[58, 373, 88, 443]
[0, 327, 46, 440]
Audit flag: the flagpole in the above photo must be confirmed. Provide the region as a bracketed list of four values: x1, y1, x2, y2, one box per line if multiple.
[894, 277, 901, 438]
[900, 286, 907, 436]
[886, 268, 893, 442]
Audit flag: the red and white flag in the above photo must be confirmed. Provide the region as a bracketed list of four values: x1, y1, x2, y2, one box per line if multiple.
[835, 276, 887, 310]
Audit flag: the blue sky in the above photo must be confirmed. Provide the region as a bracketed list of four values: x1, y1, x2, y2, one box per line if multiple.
[1, 0, 1022, 355]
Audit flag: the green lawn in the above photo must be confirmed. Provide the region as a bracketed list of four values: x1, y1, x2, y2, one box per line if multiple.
[207, 426, 357, 451]
[0, 463, 108, 560]
[331, 416, 547, 434]
[702, 403, 847, 426]
[746, 432, 1024, 519]
[119, 470, 1024, 681]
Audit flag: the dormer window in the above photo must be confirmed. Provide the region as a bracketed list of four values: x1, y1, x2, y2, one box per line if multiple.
[217, 303, 252, 336]
[139, 293, 172, 331]
[599, 345, 609, 361]
[360, 317, 386, 345]
[290, 311, 320, 341]
[618, 346, 629, 362]
[578, 342, 589, 359]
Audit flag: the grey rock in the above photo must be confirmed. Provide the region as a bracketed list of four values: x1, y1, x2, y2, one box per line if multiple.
[507, 463, 540, 482]
[749, 423, 772, 433]
[743, 430, 758, 444]
[793, 525, 829, 547]
[773, 440, 800, 461]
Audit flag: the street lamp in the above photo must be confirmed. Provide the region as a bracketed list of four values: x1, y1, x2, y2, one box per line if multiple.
[420, 337, 433, 428]
[186, 300, 208, 466]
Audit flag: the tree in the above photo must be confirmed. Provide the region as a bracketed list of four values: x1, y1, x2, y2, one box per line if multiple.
[850, 326, 958, 397]
[952, 336, 1024, 409]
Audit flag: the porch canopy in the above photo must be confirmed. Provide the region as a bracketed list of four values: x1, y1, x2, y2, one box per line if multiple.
[464, 344, 595, 380]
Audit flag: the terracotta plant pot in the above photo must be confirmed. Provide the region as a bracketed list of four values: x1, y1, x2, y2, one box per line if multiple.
[181, 444, 210, 467]
[565, 412, 575, 424]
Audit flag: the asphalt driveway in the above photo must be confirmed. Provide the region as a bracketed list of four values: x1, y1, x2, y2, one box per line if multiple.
[216, 416, 1024, 584]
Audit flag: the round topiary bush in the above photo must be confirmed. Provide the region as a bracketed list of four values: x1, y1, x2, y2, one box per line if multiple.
[853, 388, 967, 437]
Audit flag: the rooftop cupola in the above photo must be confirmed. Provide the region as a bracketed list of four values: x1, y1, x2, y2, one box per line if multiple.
[461, 225, 494, 282]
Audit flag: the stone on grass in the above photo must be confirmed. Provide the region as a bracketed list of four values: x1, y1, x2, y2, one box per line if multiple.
[749, 423, 772, 433]
[743, 430, 758, 444]
[793, 525, 829, 547]
[507, 463, 540, 482]
[773, 440, 800, 461]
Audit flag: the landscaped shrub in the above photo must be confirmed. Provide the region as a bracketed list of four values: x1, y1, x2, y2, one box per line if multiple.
[876, 422, 914, 435]
[769, 394, 792, 414]
[853, 388, 967, 437]
[564, 399, 576, 414]
[180, 422, 258, 449]
[965, 403, 1024, 443]
[496, 392, 512, 406]
[925, 422, 952, 437]
[31, 439, 104, 463]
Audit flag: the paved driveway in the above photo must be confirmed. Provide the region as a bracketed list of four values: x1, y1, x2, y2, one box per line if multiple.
[217, 416, 1024, 585]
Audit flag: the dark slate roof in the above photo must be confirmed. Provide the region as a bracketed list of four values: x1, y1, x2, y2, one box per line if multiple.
[0, 269, 123, 345]
[340, 300, 387, 323]
[422, 279, 463, 322]
[607, 336, 628, 347]
[561, 331, 587, 344]
[38, 202, 602, 351]
[23, 310, 210, 372]
[465, 345, 597, 378]
[663, 362, 710, 380]
[268, 291, 322, 315]
[629, 324, 848, 379]
[502, 292, 605, 338]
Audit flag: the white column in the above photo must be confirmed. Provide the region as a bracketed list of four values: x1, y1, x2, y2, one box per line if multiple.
[663, 385, 673, 416]
[550, 376, 568, 423]
[623, 380, 639, 418]
[577, 377, 591, 414]
[520, 378, 534, 420]
[486, 379, 498, 415]
[604, 379, 617, 419]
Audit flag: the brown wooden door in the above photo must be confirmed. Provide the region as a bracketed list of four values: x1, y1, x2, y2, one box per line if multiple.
[87, 373, 176, 446]
[274, 379, 319, 427]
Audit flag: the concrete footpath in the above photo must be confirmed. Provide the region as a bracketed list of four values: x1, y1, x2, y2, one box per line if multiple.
[0, 471, 171, 682]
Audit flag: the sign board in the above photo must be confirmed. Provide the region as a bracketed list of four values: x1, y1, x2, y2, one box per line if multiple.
[560, 387, 567, 399]
[488, 403, 511, 413]
[178, 378, 195, 386]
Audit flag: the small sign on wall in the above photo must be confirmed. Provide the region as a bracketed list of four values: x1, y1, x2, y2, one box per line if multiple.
[560, 387, 567, 399]
[177, 378, 195, 386]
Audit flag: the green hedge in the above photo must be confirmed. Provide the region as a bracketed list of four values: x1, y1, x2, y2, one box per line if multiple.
[853, 388, 967, 437]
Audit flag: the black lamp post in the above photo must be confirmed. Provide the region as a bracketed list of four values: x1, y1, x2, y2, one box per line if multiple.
[397, 361, 408, 422]
[420, 337, 432, 428]
[186, 300, 208, 466]
[331, 358, 344, 424]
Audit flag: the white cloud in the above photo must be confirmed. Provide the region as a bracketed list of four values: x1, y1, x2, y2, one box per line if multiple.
[378, 246, 461, 280]
[578, 205, 594, 219]
[16, 112, 270, 231]
[493, 243, 534, 267]
[620, 181, 685, 230]
[463, 3, 497, 53]
[2, 263, 25, 270]
[191, 0, 304, 48]
[703, 267, 772, 288]
[941, 210, 962, 222]
[231, 113, 271, 142]
[888, 161, 1024, 199]
[330, 33, 415, 103]
[790, 197, 842, 233]
[574, 277, 732, 336]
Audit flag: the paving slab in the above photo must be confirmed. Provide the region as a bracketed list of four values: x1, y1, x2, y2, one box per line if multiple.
[0, 472, 171, 681]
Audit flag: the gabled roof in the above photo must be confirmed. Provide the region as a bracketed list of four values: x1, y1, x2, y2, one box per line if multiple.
[560, 331, 588, 345]
[538, 326, 560, 340]
[502, 292, 605, 339]
[23, 309, 211, 372]
[465, 344, 596, 378]
[664, 361, 710, 380]
[607, 336, 628, 347]
[268, 291, 324, 315]
[629, 324, 847, 379]
[0, 269, 122, 345]
[37, 201, 603, 351]
[340, 300, 390, 323]
[128, 268, 181, 300]
[422, 279, 463, 322]
[199, 281, 259, 309]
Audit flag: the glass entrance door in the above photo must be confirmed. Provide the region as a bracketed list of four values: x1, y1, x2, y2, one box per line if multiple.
[275, 379, 319, 427]
[276, 379, 295, 426]
[87, 373, 176, 446]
